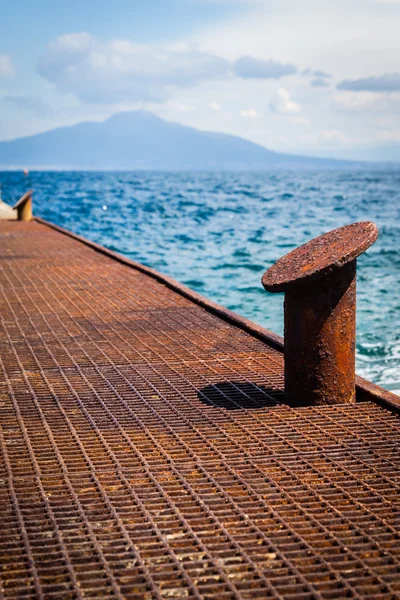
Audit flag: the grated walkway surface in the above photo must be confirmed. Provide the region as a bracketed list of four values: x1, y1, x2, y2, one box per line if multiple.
[0, 220, 399, 599]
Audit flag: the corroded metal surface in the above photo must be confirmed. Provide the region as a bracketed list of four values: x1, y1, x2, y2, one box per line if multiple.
[262, 222, 378, 293]
[283, 262, 357, 406]
[262, 223, 379, 406]
[1, 220, 400, 599]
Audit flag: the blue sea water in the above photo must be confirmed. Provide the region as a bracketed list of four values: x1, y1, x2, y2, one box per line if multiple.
[1, 170, 399, 393]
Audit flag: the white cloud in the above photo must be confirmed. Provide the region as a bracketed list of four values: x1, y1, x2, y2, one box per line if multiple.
[209, 101, 222, 111]
[193, 0, 265, 4]
[334, 90, 400, 113]
[37, 32, 306, 109]
[269, 88, 301, 115]
[199, 1, 400, 76]
[319, 130, 357, 146]
[240, 108, 261, 118]
[234, 56, 297, 79]
[0, 55, 15, 78]
[311, 78, 330, 88]
[2, 95, 51, 117]
[38, 33, 302, 107]
[37, 33, 231, 103]
[164, 101, 193, 112]
[337, 73, 400, 92]
[378, 129, 400, 141]
[289, 116, 309, 125]
[302, 68, 331, 79]
[334, 91, 380, 111]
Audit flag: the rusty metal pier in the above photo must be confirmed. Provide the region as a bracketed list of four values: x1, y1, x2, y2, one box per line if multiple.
[1, 217, 400, 599]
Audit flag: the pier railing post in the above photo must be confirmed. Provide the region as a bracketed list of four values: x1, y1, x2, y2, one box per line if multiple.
[262, 222, 379, 406]
[13, 190, 33, 221]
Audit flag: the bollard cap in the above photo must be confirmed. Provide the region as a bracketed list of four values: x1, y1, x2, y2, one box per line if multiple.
[262, 221, 378, 293]
[13, 189, 33, 210]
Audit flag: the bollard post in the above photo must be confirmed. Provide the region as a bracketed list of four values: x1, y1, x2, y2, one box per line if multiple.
[262, 222, 379, 406]
[13, 190, 33, 221]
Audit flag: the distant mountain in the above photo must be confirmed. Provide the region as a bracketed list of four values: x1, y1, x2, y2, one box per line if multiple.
[0, 110, 388, 170]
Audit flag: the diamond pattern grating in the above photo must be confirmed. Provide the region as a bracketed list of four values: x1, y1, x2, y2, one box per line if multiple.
[0, 220, 399, 599]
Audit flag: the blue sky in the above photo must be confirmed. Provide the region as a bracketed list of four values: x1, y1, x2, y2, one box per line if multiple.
[1, 0, 400, 160]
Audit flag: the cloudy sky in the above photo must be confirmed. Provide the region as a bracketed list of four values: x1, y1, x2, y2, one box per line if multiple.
[1, 0, 400, 160]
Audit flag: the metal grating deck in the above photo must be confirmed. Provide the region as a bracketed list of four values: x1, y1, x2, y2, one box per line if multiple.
[0, 220, 399, 599]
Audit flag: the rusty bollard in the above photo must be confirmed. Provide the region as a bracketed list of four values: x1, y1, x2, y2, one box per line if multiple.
[13, 190, 33, 221]
[262, 222, 379, 407]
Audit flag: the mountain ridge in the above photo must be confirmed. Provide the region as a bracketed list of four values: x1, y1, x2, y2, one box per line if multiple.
[0, 110, 395, 170]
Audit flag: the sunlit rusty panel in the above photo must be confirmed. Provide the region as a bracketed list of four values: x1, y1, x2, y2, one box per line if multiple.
[0, 221, 399, 599]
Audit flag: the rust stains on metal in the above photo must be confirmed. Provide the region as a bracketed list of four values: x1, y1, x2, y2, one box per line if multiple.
[35, 216, 400, 409]
[262, 223, 379, 407]
[283, 260, 357, 407]
[0, 220, 399, 599]
[262, 221, 379, 293]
